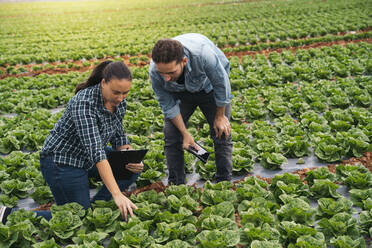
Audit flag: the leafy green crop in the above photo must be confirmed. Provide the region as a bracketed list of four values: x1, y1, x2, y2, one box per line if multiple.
[304, 167, 336, 186]
[330, 235, 366, 248]
[316, 197, 356, 219]
[83, 208, 120, 234]
[316, 213, 361, 242]
[277, 195, 316, 226]
[239, 223, 280, 247]
[336, 164, 372, 189]
[260, 152, 288, 170]
[196, 229, 240, 248]
[40, 210, 83, 242]
[310, 179, 341, 199]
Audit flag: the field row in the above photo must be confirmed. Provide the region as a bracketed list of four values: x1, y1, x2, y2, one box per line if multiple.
[0, 0, 371, 65]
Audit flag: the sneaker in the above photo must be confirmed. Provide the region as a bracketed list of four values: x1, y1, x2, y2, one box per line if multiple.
[0, 206, 12, 225]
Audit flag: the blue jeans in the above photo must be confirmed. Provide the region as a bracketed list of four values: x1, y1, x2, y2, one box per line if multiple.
[164, 90, 233, 185]
[36, 147, 140, 220]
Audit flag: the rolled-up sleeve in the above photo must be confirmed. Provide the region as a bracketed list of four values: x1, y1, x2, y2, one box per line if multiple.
[202, 46, 233, 107]
[149, 66, 180, 120]
[70, 99, 106, 165]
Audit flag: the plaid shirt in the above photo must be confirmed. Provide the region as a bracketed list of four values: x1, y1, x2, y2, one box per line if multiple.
[41, 83, 129, 170]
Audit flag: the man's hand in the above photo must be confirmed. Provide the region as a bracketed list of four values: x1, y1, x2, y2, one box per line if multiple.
[214, 115, 231, 139]
[182, 131, 198, 151]
[125, 162, 144, 174]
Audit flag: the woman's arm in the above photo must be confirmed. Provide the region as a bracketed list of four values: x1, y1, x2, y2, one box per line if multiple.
[96, 159, 137, 221]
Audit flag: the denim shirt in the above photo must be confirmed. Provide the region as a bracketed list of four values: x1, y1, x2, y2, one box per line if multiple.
[149, 33, 233, 120]
[41, 84, 129, 170]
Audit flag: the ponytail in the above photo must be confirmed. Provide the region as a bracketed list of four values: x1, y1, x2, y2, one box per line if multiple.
[75, 60, 132, 94]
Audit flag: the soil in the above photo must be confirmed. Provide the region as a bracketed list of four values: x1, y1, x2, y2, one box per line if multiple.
[327, 164, 337, 174]
[0, 55, 149, 80]
[124, 181, 167, 197]
[32, 201, 54, 211]
[225, 38, 372, 59]
[342, 151, 372, 173]
[291, 167, 318, 183]
[235, 212, 242, 228]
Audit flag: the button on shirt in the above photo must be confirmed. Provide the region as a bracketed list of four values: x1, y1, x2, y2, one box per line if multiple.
[149, 33, 233, 120]
[41, 83, 129, 170]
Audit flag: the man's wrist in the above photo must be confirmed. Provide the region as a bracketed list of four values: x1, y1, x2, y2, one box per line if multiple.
[215, 106, 225, 118]
[180, 129, 189, 137]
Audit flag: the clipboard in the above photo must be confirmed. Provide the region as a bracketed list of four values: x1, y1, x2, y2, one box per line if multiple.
[107, 149, 148, 180]
[186, 142, 210, 163]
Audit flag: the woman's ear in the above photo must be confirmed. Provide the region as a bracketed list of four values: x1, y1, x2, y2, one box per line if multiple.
[183, 57, 187, 66]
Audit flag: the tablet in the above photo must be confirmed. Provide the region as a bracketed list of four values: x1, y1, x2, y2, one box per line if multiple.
[107, 149, 148, 180]
[186, 142, 210, 164]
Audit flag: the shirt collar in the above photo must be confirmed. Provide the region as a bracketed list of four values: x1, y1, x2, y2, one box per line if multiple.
[184, 48, 192, 72]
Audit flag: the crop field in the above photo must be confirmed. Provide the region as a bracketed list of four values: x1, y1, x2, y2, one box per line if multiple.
[0, 0, 371, 247]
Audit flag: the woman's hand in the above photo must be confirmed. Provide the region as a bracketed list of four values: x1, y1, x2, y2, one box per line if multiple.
[113, 193, 137, 221]
[118, 144, 132, 151]
[125, 162, 144, 174]
[96, 160, 137, 222]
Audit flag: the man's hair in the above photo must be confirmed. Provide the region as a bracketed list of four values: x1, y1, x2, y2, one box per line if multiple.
[152, 39, 184, 64]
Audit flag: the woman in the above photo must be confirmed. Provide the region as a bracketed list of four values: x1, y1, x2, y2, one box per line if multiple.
[1, 61, 142, 224]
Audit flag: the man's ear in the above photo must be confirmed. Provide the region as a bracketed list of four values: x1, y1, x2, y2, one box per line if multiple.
[182, 57, 187, 66]
[100, 78, 105, 87]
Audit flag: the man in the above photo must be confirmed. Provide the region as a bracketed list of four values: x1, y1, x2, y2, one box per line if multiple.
[149, 33, 233, 185]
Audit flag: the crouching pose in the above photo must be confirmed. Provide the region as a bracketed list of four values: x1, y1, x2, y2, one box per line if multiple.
[149, 33, 233, 185]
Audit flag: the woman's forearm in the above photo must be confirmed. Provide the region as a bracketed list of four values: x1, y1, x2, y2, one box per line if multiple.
[96, 159, 122, 197]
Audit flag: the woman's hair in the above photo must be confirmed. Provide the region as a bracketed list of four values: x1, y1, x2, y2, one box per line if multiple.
[75, 61, 132, 94]
[152, 39, 184, 64]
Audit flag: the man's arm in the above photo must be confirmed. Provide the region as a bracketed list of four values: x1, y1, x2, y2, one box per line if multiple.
[214, 105, 231, 139]
[202, 48, 232, 139]
[149, 62, 198, 149]
[171, 113, 198, 151]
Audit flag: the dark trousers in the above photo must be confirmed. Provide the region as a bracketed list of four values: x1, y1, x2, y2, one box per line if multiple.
[37, 147, 139, 220]
[164, 90, 233, 185]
